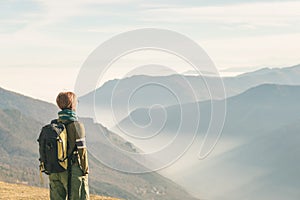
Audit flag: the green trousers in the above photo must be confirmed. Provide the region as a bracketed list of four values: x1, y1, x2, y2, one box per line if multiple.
[49, 165, 89, 200]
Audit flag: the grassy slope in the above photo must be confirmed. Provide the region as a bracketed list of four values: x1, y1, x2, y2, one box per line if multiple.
[0, 181, 121, 200]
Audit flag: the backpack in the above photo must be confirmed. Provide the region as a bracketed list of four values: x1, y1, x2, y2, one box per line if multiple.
[38, 120, 69, 175]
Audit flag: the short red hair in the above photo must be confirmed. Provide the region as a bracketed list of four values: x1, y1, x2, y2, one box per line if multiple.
[56, 92, 77, 110]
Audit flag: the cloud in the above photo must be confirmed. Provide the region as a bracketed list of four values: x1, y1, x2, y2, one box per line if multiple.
[1, 0, 299, 80]
[0, 0, 138, 34]
[139, 1, 300, 28]
[33, 0, 138, 25]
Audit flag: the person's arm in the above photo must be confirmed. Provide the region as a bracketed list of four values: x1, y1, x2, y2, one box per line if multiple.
[73, 122, 89, 174]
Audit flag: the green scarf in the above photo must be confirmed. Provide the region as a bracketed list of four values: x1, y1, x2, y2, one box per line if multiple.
[58, 109, 78, 122]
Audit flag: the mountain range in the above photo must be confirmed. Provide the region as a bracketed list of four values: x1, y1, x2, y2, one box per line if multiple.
[0, 87, 198, 200]
[114, 84, 300, 200]
[1, 64, 300, 200]
[78, 64, 300, 128]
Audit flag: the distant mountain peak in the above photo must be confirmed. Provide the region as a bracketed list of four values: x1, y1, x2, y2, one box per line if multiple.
[237, 63, 300, 78]
[229, 84, 300, 105]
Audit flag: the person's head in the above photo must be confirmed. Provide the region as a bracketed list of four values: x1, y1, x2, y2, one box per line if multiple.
[56, 92, 77, 111]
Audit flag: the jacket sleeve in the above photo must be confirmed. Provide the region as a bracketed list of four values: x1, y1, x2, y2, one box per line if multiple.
[70, 122, 89, 175]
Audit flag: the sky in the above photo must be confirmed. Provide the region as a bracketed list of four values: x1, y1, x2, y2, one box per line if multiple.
[0, 0, 300, 103]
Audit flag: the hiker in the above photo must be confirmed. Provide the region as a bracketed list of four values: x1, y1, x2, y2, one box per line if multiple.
[39, 92, 89, 200]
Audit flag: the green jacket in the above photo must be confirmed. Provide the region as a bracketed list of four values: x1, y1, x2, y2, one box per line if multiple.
[59, 119, 89, 175]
